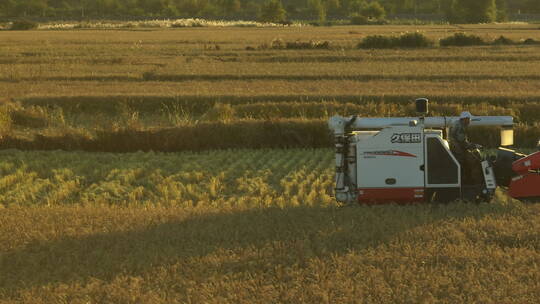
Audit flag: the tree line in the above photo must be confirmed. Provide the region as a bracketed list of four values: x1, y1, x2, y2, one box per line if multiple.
[0, 0, 538, 23]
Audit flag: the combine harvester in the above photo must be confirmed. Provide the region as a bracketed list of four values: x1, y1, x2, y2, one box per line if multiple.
[329, 98, 540, 204]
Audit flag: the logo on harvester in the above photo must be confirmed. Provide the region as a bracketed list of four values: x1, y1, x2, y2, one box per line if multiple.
[363, 150, 417, 158]
[391, 133, 422, 143]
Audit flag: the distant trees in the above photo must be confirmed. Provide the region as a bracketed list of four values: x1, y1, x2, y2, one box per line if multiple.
[528, 0, 539, 13]
[218, 0, 241, 16]
[506, 0, 539, 14]
[463, 0, 498, 23]
[325, 0, 341, 18]
[0, 0, 537, 22]
[307, 0, 326, 21]
[496, 0, 508, 21]
[10, 0, 48, 17]
[259, 0, 286, 22]
[347, 0, 366, 14]
[348, 0, 385, 24]
[360, 1, 386, 19]
[444, 0, 498, 23]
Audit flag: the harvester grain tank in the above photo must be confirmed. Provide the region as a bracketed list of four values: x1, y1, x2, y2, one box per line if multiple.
[328, 98, 540, 204]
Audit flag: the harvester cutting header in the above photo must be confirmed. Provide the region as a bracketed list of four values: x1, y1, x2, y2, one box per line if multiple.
[329, 98, 540, 204]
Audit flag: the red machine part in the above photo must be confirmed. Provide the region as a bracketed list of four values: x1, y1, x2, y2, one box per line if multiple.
[357, 188, 424, 204]
[509, 173, 540, 199]
[509, 151, 540, 199]
[512, 151, 540, 174]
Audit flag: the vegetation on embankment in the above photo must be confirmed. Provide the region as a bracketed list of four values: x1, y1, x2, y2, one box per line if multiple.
[2, 95, 540, 151]
[0, 118, 539, 152]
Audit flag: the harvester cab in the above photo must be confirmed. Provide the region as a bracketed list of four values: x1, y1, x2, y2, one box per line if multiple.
[329, 98, 540, 204]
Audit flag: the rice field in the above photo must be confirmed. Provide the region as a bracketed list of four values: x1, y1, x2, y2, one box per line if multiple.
[0, 149, 539, 303]
[1, 24, 540, 303]
[0, 149, 334, 207]
[1, 24, 540, 151]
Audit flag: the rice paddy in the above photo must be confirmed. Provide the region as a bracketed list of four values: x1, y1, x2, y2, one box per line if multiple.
[0, 24, 539, 303]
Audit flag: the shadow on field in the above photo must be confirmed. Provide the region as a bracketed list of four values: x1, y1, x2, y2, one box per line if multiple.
[0, 203, 514, 296]
[142, 74, 540, 82]
[253, 55, 540, 63]
[2, 74, 540, 83]
[0, 75, 139, 83]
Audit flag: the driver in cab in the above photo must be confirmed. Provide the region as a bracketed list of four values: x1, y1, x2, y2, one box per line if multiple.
[449, 111, 483, 184]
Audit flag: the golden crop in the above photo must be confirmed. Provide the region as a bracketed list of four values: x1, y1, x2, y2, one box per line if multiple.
[0, 24, 540, 303]
[0, 149, 539, 303]
[1, 24, 540, 151]
[0, 149, 334, 207]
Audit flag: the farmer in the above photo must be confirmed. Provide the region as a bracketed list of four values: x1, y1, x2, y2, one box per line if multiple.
[449, 111, 482, 184]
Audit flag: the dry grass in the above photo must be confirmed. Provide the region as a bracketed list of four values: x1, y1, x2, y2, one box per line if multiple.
[0, 149, 539, 303]
[1, 25, 540, 302]
[1, 26, 540, 97]
[3, 80, 540, 101]
[1, 202, 538, 303]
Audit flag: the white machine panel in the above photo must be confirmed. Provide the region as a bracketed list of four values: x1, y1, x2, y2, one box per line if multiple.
[356, 126, 425, 188]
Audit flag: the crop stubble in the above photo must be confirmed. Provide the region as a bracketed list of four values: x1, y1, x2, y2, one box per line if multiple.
[0, 149, 539, 303]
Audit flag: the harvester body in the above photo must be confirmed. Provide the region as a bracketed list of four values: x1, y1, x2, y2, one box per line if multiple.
[329, 106, 539, 204]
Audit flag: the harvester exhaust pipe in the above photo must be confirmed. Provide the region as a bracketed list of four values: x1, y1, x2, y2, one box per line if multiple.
[415, 98, 429, 116]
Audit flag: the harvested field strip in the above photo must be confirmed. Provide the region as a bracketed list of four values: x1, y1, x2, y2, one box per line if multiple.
[5, 61, 540, 79]
[0, 75, 140, 82]
[4, 74, 540, 83]
[143, 74, 540, 82]
[252, 55, 540, 63]
[5, 55, 540, 65]
[0, 56, 169, 65]
[1, 120, 538, 152]
[4, 80, 540, 100]
[3, 50, 540, 66]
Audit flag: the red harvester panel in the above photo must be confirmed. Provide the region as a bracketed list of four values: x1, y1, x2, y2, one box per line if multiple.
[509, 173, 540, 198]
[357, 188, 424, 204]
[512, 151, 540, 174]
